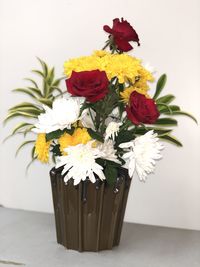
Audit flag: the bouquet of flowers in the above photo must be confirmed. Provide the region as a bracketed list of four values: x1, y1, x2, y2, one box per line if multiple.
[5, 18, 196, 186]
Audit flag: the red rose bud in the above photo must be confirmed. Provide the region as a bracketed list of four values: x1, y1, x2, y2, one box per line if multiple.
[103, 18, 140, 52]
[66, 70, 109, 102]
[126, 91, 159, 125]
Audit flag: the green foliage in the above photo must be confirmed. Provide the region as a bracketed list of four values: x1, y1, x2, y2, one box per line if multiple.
[154, 118, 178, 126]
[46, 127, 74, 141]
[163, 111, 197, 124]
[97, 158, 121, 186]
[115, 129, 134, 146]
[135, 127, 172, 137]
[104, 164, 118, 186]
[156, 94, 175, 105]
[153, 74, 167, 99]
[4, 58, 64, 163]
[15, 140, 35, 157]
[159, 134, 183, 147]
[87, 128, 104, 142]
[51, 144, 62, 157]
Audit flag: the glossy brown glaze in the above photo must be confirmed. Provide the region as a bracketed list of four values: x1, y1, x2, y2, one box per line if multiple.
[50, 167, 131, 252]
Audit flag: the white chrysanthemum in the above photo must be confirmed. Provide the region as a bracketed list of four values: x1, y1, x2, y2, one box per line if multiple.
[105, 121, 122, 141]
[119, 131, 163, 181]
[32, 97, 85, 133]
[97, 140, 120, 164]
[56, 141, 106, 185]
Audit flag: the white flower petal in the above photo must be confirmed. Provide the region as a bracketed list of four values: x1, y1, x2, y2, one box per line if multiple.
[105, 122, 122, 141]
[55, 141, 104, 185]
[32, 96, 86, 134]
[120, 131, 164, 181]
[97, 140, 120, 164]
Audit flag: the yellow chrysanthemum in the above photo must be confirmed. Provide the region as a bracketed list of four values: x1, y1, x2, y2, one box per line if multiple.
[35, 133, 51, 163]
[58, 128, 92, 155]
[64, 51, 154, 84]
[58, 133, 73, 155]
[72, 128, 92, 145]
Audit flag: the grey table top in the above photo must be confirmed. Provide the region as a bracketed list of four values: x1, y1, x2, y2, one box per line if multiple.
[0, 207, 199, 267]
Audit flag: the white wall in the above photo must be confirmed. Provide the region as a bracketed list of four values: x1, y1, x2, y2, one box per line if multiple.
[0, 0, 200, 230]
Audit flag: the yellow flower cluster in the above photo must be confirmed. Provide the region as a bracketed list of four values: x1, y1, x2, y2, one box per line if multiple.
[35, 133, 51, 163]
[64, 50, 154, 84]
[58, 128, 91, 155]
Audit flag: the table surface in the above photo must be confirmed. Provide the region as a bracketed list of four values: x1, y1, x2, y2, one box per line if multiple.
[0, 207, 200, 267]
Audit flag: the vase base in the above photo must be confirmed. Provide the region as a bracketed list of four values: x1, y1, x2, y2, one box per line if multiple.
[50, 167, 131, 252]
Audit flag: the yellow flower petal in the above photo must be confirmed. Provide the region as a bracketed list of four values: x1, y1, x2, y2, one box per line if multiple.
[35, 133, 51, 163]
[58, 128, 92, 155]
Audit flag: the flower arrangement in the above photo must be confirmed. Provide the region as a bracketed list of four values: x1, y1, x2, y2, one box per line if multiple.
[5, 18, 196, 186]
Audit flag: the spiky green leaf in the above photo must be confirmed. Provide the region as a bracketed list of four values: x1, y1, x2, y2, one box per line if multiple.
[159, 105, 180, 113]
[15, 140, 35, 157]
[153, 74, 167, 99]
[156, 94, 175, 105]
[24, 78, 39, 88]
[11, 122, 33, 135]
[9, 102, 42, 111]
[12, 88, 35, 98]
[154, 118, 177, 126]
[36, 57, 48, 77]
[164, 111, 197, 124]
[87, 128, 104, 142]
[4, 112, 37, 124]
[37, 98, 53, 107]
[159, 134, 183, 146]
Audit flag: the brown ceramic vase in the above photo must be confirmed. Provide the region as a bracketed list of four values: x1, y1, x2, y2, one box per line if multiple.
[50, 166, 131, 252]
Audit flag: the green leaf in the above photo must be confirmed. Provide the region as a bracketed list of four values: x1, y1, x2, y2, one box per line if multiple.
[12, 88, 35, 98]
[36, 57, 48, 77]
[154, 118, 177, 126]
[135, 127, 172, 137]
[23, 125, 35, 137]
[52, 77, 65, 87]
[156, 94, 175, 105]
[153, 74, 167, 99]
[31, 146, 36, 159]
[87, 128, 104, 142]
[157, 103, 173, 114]
[159, 105, 180, 113]
[4, 112, 37, 124]
[159, 134, 183, 146]
[115, 130, 134, 145]
[9, 107, 41, 115]
[37, 98, 53, 107]
[15, 140, 35, 157]
[11, 122, 33, 135]
[104, 164, 118, 186]
[164, 111, 198, 124]
[26, 157, 37, 175]
[9, 102, 42, 111]
[47, 67, 55, 85]
[51, 144, 62, 156]
[49, 86, 63, 95]
[32, 69, 45, 78]
[27, 87, 43, 97]
[24, 78, 39, 88]
[46, 128, 74, 141]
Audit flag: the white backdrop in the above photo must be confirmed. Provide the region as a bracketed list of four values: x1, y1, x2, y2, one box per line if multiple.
[0, 0, 200, 230]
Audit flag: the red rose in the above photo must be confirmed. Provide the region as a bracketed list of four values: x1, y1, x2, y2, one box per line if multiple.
[126, 91, 159, 125]
[103, 18, 140, 52]
[66, 70, 109, 102]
